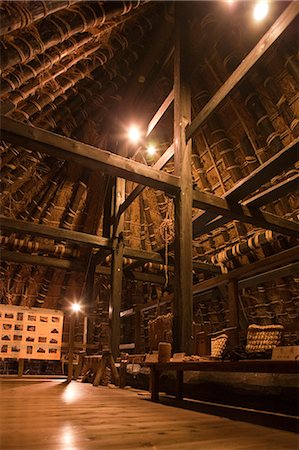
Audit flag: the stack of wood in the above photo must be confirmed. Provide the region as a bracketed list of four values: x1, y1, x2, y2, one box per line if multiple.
[246, 324, 284, 353]
[148, 313, 173, 351]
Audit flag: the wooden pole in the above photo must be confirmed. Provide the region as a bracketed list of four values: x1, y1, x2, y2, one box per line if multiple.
[227, 279, 240, 347]
[18, 359, 24, 378]
[109, 177, 125, 359]
[134, 310, 142, 353]
[173, 3, 193, 354]
[67, 312, 76, 382]
[109, 236, 124, 359]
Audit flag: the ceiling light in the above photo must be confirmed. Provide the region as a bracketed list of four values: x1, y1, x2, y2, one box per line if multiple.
[128, 125, 141, 144]
[147, 145, 156, 157]
[71, 303, 81, 313]
[253, 1, 269, 21]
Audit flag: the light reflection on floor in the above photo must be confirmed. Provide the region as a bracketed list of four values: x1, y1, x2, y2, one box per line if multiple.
[62, 381, 84, 404]
[0, 379, 297, 450]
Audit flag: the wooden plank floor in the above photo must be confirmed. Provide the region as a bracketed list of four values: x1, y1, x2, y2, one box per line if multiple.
[0, 379, 297, 450]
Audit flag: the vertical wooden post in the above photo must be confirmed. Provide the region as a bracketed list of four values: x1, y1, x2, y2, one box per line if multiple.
[173, 3, 193, 354]
[110, 235, 124, 359]
[114, 178, 125, 236]
[109, 177, 125, 359]
[18, 358, 24, 377]
[67, 312, 76, 382]
[227, 278, 240, 347]
[103, 178, 114, 238]
[85, 256, 96, 351]
[134, 310, 142, 353]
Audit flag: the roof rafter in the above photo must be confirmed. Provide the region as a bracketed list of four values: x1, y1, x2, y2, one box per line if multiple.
[186, 2, 299, 140]
[192, 190, 299, 238]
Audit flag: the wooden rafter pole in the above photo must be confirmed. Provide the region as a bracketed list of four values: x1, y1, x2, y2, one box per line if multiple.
[186, 2, 299, 140]
[173, 3, 193, 354]
[0, 116, 180, 194]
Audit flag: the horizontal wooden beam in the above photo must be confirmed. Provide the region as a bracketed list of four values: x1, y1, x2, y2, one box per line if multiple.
[120, 298, 171, 317]
[243, 173, 299, 208]
[186, 2, 299, 140]
[95, 264, 172, 285]
[193, 172, 299, 237]
[239, 261, 299, 289]
[118, 144, 174, 217]
[0, 116, 180, 194]
[226, 138, 299, 202]
[192, 138, 299, 237]
[0, 215, 111, 248]
[147, 89, 174, 136]
[1, 249, 85, 271]
[193, 245, 299, 295]
[123, 247, 163, 263]
[192, 190, 299, 238]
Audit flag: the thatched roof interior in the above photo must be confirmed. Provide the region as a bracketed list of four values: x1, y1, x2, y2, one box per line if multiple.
[0, 1, 298, 348]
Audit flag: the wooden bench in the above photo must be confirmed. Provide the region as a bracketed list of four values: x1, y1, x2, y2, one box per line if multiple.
[146, 360, 299, 402]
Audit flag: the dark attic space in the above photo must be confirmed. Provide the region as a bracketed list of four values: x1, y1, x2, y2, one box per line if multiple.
[0, 1, 298, 449]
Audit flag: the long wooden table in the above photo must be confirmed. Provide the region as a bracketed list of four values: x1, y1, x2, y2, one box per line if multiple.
[146, 360, 299, 402]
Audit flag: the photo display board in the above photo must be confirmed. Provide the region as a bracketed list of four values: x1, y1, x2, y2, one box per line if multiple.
[0, 305, 63, 360]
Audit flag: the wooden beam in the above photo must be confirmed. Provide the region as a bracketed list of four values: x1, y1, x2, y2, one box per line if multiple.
[123, 247, 163, 264]
[67, 312, 76, 382]
[119, 260, 299, 317]
[192, 190, 299, 238]
[173, 3, 193, 354]
[0, 249, 85, 271]
[227, 279, 240, 347]
[1, 116, 180, 194]
[239, 261, 299, 289]
[193, 245, 299, 295]
[113, 177, 125, 237]
[134, 310, 142, 353]
[225, 138, 299, 202]
[1, 215, 186, 265]
[109, 236, 124, 359]
[102, 178, 114, 238]
[193, 215, 228, 237]
[95, 266, 111, 276]
[186, 2, 299, 140]
[192, 138, 299, 237]
[243, 173, 299, 208]
[0, 215, 112, 248]
[146, 89, 174, 136]
[193, 261, 221, 274]
[117, 144, 174, 217]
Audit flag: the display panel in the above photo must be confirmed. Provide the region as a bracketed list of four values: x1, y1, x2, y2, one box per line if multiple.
[0, 305, 63, 360]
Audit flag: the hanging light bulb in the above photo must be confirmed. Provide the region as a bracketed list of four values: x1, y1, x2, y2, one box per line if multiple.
[253, 1, 269, 21]
[146, 145, 156, 157]
[71, 303, 81, 313]
[128, 125, 141, 144]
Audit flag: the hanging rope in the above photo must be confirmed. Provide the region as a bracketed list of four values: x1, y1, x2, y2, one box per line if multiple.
[159, 199, 174, 288]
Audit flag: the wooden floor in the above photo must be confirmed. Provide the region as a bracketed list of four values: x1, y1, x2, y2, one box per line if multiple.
[0, 379, 297, 450]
